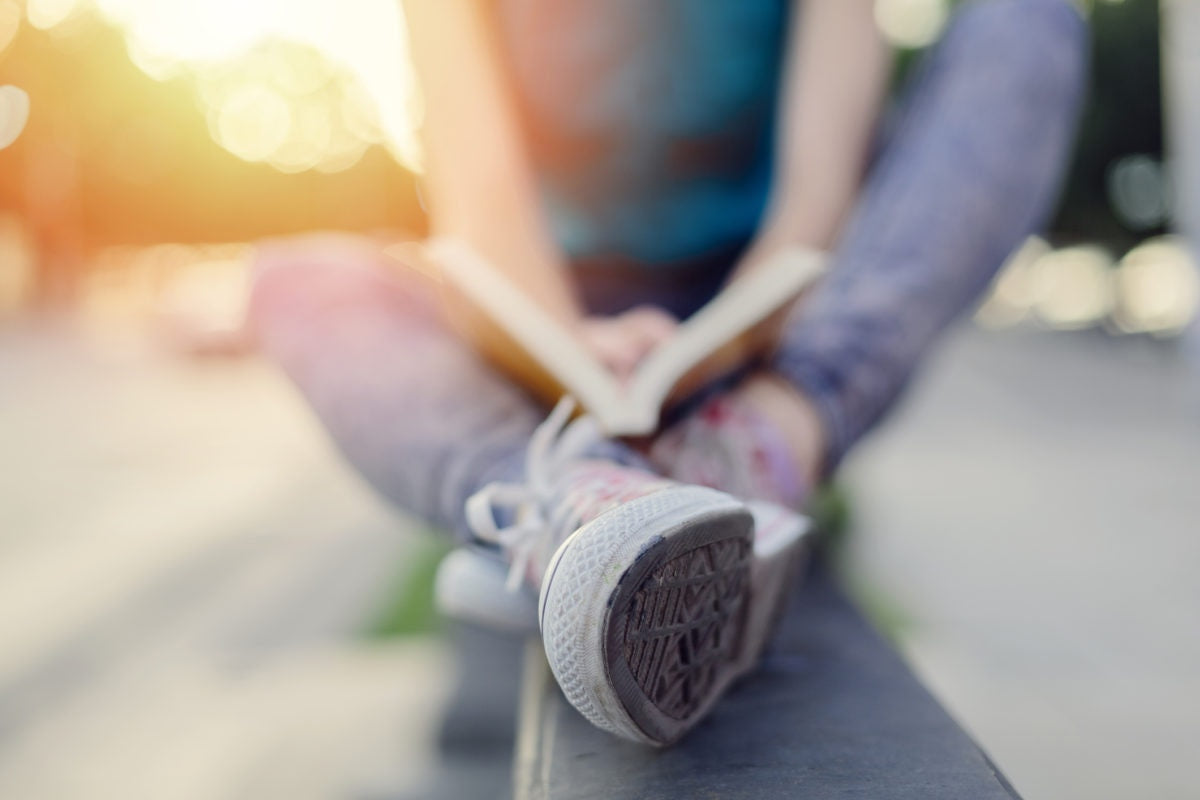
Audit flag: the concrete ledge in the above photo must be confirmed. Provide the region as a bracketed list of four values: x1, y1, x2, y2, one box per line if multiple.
[513, 558, 1019, 800]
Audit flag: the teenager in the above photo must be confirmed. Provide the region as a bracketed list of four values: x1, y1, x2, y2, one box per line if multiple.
[249, 0, 1086, 745]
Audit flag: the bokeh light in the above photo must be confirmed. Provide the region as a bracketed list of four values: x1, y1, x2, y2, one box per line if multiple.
[215, 83, 292, 163]
[975, 236, 1049, 329]
[0, 84, 29, 149]
[1113, 236, 1200, 335]
[0, 0, 22, 52]
[875, 0, 949, 49]
[0, 214, 35, 312]
[1030, 244, 1115, 330]
[25, 0, 80, 30]
[24, 0, 422, 173]
[1107, 153, 1170, 230]
[978, 236, 1200, 337]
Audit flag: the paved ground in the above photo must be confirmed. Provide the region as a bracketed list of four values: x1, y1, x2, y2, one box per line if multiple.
[0, 318, 1196, 799]
[840, 327, 1200, 800]
[0, 321, 451, 800]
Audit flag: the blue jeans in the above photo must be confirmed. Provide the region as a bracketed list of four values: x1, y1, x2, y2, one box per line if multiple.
[248, 0, 1087, 538]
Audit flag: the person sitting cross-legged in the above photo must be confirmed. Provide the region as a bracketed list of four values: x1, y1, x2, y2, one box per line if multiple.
[249, 0, 1087, 745]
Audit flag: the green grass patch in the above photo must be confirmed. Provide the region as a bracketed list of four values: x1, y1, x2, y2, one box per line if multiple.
[361, 531, 452, 639]
[813, 482, 913, 641]
[839, 571, 914, 642]
[809, 482, 852, 543]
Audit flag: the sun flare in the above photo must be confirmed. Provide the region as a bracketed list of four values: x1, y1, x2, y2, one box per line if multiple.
[25, 0, 422, 173]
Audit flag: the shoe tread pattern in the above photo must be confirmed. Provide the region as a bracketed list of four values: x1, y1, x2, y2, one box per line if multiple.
[541, 487, 737, 742]
[620, 537, 751, 721]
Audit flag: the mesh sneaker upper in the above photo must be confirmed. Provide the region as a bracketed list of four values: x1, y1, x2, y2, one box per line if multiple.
[466, 397, 677, 591]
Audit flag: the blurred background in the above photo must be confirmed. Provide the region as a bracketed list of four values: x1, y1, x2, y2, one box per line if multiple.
[0, 0, 1197, 798]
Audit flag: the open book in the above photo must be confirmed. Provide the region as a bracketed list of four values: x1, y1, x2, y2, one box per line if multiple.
[389, 238, 825, 437]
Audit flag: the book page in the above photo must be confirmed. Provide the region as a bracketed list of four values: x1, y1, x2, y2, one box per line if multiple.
[396, 240, 824, 437]
[420, 239, 636, 432]
[625, 249, 826, 430]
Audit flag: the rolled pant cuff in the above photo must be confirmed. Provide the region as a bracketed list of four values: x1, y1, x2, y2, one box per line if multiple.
[771, 351, 852, 480]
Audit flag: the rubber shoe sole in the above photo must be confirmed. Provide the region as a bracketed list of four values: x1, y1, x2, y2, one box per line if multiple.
[538, 485, 760, 746]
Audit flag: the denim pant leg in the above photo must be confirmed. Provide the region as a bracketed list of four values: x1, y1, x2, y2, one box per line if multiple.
[774, 0, 1088, 472]
[249, 235, 655, 540]
[248, 233, 548, 541]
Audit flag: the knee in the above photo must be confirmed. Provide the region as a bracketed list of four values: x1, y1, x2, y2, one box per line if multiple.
[946, 0, 1089, 112]
[246, 232, 390, 337]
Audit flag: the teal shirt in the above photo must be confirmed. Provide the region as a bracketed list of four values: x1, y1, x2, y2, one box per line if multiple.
[494, 0, 789, 265]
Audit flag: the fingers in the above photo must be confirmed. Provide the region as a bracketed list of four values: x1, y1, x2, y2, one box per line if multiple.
[582, 320, 643, 379]
[577, 306, 679, 381]
[621, 305, 679, 351]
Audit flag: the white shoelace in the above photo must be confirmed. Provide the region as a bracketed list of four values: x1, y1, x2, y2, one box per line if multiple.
[466, 396, 600, 591]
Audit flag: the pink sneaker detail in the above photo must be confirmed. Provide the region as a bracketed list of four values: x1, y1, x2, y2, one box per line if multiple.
[466, 398, 677, 591]
[465, 397, 814, 746]
[553, 462, 674, 531]
[648, 394, 807, 508]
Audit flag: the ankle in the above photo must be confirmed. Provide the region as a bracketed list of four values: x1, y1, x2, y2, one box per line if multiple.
[733, 373, 826, 490]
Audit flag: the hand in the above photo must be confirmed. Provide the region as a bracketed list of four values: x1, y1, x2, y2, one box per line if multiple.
[577, 305, 678, 382]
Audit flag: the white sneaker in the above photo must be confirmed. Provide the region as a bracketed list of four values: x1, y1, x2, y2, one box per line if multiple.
[433, 548, 538, 633]
[467, 398, 811, 746]
[436, 500, 811, 639]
